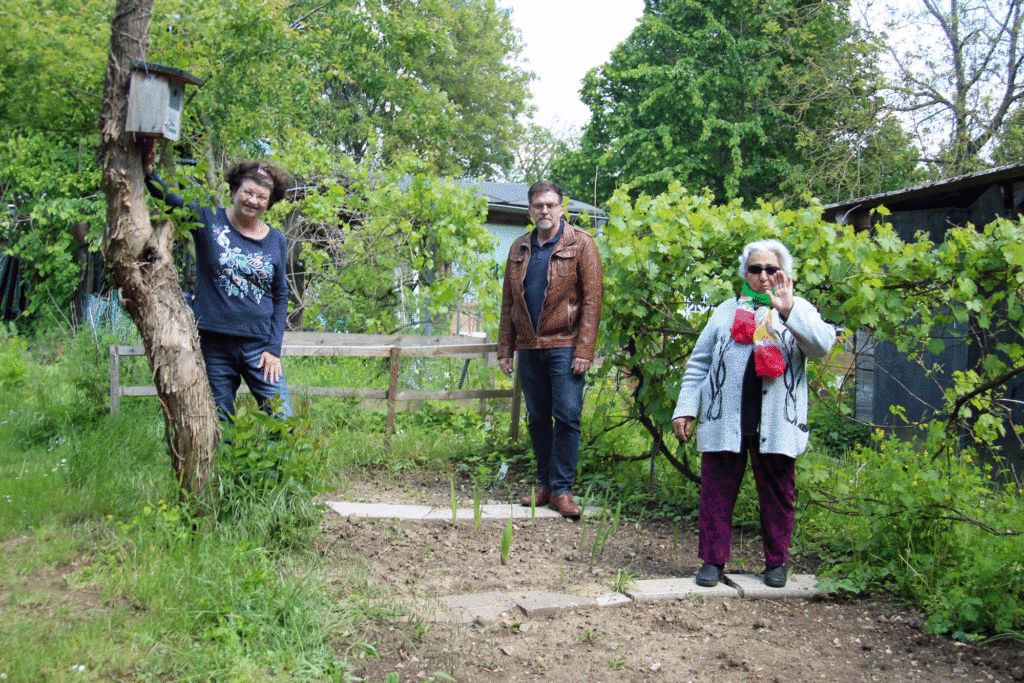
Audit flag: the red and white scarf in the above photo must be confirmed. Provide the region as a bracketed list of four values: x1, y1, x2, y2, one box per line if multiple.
[730, 282, 786, 378]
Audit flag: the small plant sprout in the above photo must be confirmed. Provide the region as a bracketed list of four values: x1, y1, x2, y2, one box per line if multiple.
[611, 566, 639, 593]
[500, 518, 514, 565]
[473, 485, 482, 532]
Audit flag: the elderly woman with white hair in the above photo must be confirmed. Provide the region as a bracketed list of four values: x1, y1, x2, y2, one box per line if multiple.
[671, 239, 835, 589]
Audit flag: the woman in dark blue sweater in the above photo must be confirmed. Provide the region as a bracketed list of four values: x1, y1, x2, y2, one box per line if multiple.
[144, 152, 292, 421]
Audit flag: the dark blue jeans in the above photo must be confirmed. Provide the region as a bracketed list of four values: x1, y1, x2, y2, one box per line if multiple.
[199, 330, 292, 421]
[517, 347, 585, 497]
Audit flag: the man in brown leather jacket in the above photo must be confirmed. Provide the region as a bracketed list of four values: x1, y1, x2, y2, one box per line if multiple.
[498, 180, 603, 519]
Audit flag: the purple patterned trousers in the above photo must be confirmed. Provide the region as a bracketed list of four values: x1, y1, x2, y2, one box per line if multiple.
[698, 436, 796, 568]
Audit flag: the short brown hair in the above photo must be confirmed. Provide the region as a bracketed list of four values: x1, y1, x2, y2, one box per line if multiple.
[528, 180, 564, 205]
[225, 161, 291, 208]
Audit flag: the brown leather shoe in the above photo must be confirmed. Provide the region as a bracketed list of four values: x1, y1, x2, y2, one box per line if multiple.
[549, 493, 582, 519]
[520, 487, 551, 507]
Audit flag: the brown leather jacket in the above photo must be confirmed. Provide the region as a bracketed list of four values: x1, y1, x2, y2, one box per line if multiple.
[498, 221, 603, 361]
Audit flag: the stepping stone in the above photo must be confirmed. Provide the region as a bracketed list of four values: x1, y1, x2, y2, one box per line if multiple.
[325, 501, 432, 519]
[510, 590, 599, 617]
[725, 573, 822, 599]
[595, 591, 632, 608]
[626, 577, 740, 601]
[437, 591, 517, 625]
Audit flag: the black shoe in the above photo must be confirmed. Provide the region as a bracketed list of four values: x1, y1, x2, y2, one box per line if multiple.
[763, 564, 787, 588]
[695, 562, 724, 587]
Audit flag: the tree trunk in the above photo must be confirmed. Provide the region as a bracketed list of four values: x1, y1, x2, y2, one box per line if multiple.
[98, 0, 220, 508]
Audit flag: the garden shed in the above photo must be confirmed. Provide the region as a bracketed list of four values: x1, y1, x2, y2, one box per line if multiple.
[822, 162, 1024, 473]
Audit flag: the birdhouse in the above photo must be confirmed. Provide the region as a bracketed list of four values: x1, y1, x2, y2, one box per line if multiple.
[126, 60, 202, 142]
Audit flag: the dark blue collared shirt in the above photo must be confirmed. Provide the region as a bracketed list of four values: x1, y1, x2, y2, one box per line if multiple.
[523, 222, 564, 331]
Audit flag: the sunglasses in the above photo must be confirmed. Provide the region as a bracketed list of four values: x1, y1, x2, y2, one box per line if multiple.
[747, 265, 781, 276]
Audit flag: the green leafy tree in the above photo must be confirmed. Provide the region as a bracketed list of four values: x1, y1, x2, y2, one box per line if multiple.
[990, 105, 1024, 166]
[143, 0, 530, 176]
[0, 0, 110, 134]
[503, 121, 575, 185]
[1, 0, 530, 325]
[0, 132, 105, 322]
[553, 0, 915, 206]
[272, 150, 499, 334]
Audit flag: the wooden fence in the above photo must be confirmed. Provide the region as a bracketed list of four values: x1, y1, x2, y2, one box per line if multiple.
[109, 331, 523, 441]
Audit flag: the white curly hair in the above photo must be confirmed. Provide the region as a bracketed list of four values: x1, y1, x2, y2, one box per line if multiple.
[738, 239, 794, 279]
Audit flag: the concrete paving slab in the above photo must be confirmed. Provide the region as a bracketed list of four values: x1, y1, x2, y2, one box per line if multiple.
[479, 504, 563, 519]
[437, 591, 517, 625]
[726, 573, 822, 599]
[325, 501, 433, 519]
[326, 500, 601, 521]
[595, 592, 632, 608]
[509, 590, 599, 617]
[421, 508, 479, 521]
[626, 577, 740, 602]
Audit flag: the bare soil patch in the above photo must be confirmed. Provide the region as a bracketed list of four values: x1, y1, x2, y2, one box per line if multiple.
[322, 474, 1023, 683]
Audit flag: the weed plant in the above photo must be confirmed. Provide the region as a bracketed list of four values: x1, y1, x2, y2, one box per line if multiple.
[797, 430, 1024, 638]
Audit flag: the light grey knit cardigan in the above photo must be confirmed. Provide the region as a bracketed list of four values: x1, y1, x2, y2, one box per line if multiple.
[672, 296, 836, 458]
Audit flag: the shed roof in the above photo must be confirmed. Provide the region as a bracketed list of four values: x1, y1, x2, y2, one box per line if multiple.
[822, 161, 1024, 224]
[454, 179, 605, 220]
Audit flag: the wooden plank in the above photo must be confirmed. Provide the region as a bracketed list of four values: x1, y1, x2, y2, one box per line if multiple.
[393, 389, 513, 400]
[280, 345, 393, 357]
[288, 387, 387, 399]
[109, 345, 121, 416]
[121, 386, 159, 396]
[116, 345, 147, 356]
[114, 386, 505, 401]
[281, 331, 491, 347]
[396, 344, 497, 358]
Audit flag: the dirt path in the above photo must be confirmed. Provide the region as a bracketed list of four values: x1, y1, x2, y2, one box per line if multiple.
[321, 475, 1022, 683]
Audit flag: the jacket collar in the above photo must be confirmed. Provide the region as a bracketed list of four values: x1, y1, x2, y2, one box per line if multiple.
[523, 219, 576, 251]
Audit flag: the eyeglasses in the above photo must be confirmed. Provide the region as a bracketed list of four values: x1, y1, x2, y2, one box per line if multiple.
[747, 265, 781, 276]
[238, 188, 270, 204]
[530, 202, 562, 213]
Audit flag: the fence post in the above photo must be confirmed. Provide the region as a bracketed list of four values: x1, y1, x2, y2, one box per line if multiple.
[385, 346, 401, 447]
[109, 345, 121, 417]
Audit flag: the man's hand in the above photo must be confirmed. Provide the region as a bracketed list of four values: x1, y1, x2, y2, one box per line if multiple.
[672, 416, 694, 442]
[572, 357, 592, 375]
[499, 357, 515, 377]
[257, 352, 283, 383]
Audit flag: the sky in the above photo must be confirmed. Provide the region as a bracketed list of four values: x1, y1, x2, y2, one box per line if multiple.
[498, 0, 646, 131]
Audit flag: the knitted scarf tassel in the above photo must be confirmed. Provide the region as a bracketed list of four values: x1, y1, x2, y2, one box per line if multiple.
[731, 282, 786, 378]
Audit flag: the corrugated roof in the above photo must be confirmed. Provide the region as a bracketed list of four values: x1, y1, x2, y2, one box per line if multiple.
[822, 161, 1024, 223]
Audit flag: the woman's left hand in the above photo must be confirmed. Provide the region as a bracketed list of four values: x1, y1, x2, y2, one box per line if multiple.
[768, 271, 795, 319]
[258, 352, 283, 383]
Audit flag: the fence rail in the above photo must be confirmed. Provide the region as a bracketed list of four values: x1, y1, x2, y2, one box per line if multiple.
[109, 331, 523, 442]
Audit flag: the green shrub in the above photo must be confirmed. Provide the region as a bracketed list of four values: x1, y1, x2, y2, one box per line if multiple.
[799, 431, 1024, 637]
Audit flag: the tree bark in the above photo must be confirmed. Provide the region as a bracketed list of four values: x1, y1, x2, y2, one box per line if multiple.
[98, 0, 220, 508]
